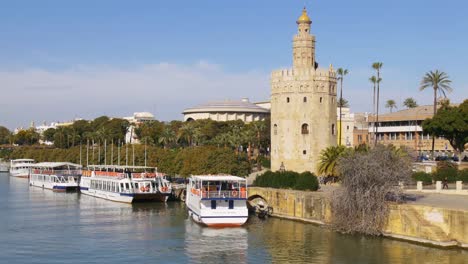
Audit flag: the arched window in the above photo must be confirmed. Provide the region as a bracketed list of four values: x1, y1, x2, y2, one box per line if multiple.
[320, 97, 323, 103]
[303, 150, 307, 155]
[303, 97, 307, 102]
[332, 124, 336, 135]
[286, 97, 290, 103]
[274, 124, 278, 135]
[301, 123, 309, 135]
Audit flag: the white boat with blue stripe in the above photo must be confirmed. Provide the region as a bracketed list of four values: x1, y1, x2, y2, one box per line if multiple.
[186, 175, 248, 227]
[79, 165, 172, 203]
[29, 162, 81, 191]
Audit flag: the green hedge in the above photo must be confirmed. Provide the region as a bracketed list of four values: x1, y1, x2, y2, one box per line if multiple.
[411, 171, 432, 185]
[432, 161, 458, 182]
[253, 170, 319, 191]
[458, 169, 468, 183]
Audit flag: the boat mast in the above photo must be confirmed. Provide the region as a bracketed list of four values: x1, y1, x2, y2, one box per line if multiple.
[86, 139, 89, 167]
[104, 139, 107, 165]
[111, 139, 114, 165]
[118, 139, 121, 166]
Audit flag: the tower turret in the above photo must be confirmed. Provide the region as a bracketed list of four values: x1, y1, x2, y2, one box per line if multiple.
[293, 7, 316, 69]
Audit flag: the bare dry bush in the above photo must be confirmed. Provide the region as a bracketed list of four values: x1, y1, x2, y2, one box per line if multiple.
[331, 145, 412, 235]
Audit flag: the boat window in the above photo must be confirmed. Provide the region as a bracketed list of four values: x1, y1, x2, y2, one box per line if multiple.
[229, 200, 234, 209]
[211, 200, 217, 210]
[125, 183, 130, 190]
[120, 183, 124, 191]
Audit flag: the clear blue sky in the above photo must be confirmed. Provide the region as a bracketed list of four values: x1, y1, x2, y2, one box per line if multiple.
[1, 0, 467, 128]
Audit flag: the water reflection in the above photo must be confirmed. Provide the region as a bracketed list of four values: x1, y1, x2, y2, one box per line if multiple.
[185, 221, 248, 264]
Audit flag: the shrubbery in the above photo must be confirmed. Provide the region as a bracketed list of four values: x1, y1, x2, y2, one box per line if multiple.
[458, 169, 468, 183]
[253, 170, 319, 191]
[0, 145, 251, 176]
[432, 161, 458, 182]
[411, 171, 432, 185]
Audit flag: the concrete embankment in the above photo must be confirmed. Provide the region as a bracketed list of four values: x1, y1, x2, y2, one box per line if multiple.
[248, 187, 468, 249]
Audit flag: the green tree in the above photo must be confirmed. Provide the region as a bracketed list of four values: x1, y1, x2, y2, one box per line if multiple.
[420, 70, 452, 157]
[318, 145, 347, 177]
[337, 98, 350, 108]
[372, 62, 383, 146]
[337, 68, 349, 146]
[13, 128, 40, 145]
[0, 126, 11, 144]
[158, 127, 176, 149]
[42, 128, 56, 142]
[403, 97, 418, 108]
[422, 100, 467, 159]
[385, 99, 397, 113]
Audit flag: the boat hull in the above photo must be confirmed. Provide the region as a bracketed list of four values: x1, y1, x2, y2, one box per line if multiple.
[80, 188, 134, 203]
[187, 207, 249, 227]
[29, 181, 79, 192]
[10, 169, 30, 178]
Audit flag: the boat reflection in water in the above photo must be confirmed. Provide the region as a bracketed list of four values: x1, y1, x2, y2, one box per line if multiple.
[185, 220, 248, 264]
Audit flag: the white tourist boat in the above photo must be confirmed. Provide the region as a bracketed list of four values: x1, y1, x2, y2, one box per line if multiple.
[0, 159, 9, 172]
[186, 175, 249, 227]
[79, 165, 172, 203]
[29, 162, 82, 191]
[9, 159, 35, 178]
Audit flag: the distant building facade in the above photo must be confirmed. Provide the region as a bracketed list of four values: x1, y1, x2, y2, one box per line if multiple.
[182, 98, 269, 123]
[123, 112, 155, 144]
[270, 8, 337, 174]
[337, 107, 354, 147]
[353, 112, 370, 146]
[368, 105, 454, 155]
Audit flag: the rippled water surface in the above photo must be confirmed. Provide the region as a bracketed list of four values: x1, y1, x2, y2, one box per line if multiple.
[0, 173, 466, 263]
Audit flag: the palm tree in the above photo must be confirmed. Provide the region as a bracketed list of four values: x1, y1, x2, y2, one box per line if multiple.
[337, 68, 349, 146]
[158, 127, 175, 149]
[178, 123, 195, 147]
[337, 98, 349, 107]
[372, 62, 383, 146]
[385, 99, 397, 113]
[318, 145, 347, 177]
[403, 97, 418, 108]
[420, 70, 452, 158]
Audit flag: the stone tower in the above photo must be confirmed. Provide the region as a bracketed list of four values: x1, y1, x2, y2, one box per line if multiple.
[270, 7, 337, 174]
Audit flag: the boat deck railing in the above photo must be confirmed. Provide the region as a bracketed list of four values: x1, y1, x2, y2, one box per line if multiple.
[191, 189, 247, 199]
[31, 170, 81, 177]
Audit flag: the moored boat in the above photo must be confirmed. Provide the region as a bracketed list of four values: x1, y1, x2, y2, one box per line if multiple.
[10, 159, 35, 178]
[29, 162, 81, 191]
[79, 165, 172, 203]
[0, 159, 9, 172]
[186, 175, 249, 227]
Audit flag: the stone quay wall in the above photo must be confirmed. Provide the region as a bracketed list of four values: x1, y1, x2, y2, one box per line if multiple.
[248, 187, 468, 249]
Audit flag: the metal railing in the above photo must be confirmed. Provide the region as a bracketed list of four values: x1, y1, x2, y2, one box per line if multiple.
[191, 189, 247, 199]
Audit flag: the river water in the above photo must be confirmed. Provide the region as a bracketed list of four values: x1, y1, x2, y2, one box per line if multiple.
[0, 172, 466, 264]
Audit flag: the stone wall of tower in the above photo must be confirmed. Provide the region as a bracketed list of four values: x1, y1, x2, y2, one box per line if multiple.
[270, 9, 337, 174]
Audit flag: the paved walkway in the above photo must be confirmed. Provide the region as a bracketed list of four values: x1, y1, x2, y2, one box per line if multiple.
[405, 191, 468, 211]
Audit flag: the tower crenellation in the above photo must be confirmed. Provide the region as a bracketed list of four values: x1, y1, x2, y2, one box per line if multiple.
[270, 7, 337, 174]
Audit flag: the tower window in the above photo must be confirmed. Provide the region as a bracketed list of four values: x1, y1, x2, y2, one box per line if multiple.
[320, 97, 323, 103]
[274, 124, 278, 135]
[305, 29, 308, 32]
[287, 97, 290, 103]
[347, 125, 349, 131]
[332, 124, 336, 135]
[303, 150, 307, 155]
[303, 97, 307, 102]
[301, 124, 309, 135]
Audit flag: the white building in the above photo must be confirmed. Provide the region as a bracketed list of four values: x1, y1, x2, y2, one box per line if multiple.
[182, 98, 270, 123]
[123, 112, 155, 144]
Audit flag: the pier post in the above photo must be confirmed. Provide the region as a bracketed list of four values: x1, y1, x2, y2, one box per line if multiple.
[417, 181, 423, 191]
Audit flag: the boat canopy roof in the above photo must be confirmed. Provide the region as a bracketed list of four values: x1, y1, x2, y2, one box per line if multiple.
[33, 162, 82, 169]
[191, 175, 246, 182]
[86, 165, 156, 171]
[12, 159, 35, 162]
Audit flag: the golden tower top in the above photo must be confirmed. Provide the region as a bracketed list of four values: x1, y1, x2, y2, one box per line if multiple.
[296, 7, 312, 24]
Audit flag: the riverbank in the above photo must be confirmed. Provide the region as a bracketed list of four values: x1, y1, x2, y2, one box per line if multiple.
[248, 187, 468, 249]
